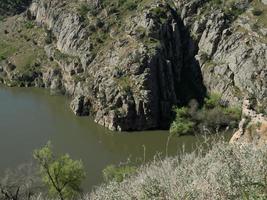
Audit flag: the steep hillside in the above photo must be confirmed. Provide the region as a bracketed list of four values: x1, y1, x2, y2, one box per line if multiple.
[0, 0, 266, 131]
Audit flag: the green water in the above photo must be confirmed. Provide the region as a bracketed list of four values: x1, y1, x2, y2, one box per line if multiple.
[0, 86, 212, 191]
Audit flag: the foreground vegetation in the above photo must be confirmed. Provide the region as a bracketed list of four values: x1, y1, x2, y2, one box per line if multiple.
[90, 141, 267, 200]
[1, 140, 266, 200]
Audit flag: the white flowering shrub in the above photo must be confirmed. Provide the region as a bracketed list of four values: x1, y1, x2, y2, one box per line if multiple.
[90, 142, 267, 200]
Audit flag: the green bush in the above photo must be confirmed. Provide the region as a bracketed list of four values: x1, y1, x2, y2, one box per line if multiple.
[0, 54, 6, 61]
[103, 164, 137, 183]
[170, 93, 241, 135]
[24, 21, 34, 29]
[204, 93, 221, 109]
[170, 107, 195, 136]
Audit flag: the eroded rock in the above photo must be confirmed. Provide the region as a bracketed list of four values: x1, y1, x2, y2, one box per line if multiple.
[230, 98, 267, 146]
[70, 95, 90, 116]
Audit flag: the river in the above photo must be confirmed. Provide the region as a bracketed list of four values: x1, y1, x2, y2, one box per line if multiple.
[0, 86, 212, 191]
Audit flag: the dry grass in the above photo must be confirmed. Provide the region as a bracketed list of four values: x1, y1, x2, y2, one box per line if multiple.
[89, 141, 267, 200]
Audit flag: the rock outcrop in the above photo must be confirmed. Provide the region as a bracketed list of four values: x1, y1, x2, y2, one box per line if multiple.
[230, 98, 267, 146]
[0, 0, 266, 131]
[174, 0, 267, 107]
[26, 0, 206, 131]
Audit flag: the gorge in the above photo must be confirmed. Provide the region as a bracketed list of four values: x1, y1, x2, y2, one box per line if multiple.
[0, 0, 267, 199]
[1, 0, 266, 132]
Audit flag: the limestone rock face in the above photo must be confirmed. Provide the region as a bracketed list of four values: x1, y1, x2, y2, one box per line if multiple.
[174, 0, 267, 106]
[230, 99, 267, 146]
[27, 0, 205, 131]
[1, 0, 266, 131]
[70, 95, 90, 116]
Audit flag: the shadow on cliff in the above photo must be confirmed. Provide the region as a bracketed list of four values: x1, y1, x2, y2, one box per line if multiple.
[0, 0, 32, 16]
[157, 6, 207, 129]
[177, 21, 207, 107]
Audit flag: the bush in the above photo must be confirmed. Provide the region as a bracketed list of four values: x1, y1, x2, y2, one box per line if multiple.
[170, 107, 195, 136]
[103, 164, 137, 183]
[204, 93, 221, 109]
[24, 21, 34, 29]
[90, 141, 267, 200]
[170, 93, 241, 135]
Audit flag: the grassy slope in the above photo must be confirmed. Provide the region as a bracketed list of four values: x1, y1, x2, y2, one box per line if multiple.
[90, 141, 267, 200]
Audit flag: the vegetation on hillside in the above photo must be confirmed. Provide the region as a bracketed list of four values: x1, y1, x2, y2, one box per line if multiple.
[90, 141, 267, 200]
[1, 140, 266, 200]
[170, 93, 241, 136]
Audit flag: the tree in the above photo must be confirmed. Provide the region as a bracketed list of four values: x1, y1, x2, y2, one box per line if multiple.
[33, 142, 86, 200]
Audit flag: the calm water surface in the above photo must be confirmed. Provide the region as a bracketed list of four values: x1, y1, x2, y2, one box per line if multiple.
[0, 86, 212, 191]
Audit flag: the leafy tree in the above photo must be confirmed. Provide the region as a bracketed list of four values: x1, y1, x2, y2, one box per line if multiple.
[33, 142, 85, 200]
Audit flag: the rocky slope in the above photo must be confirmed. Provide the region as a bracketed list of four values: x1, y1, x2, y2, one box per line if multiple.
[175, 0, 267, 107]
[230, 97, 267, 146]
[0, 0, 266, 131]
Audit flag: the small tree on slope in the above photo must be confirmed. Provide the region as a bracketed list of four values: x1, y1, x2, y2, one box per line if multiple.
[33, 142, 85, 200]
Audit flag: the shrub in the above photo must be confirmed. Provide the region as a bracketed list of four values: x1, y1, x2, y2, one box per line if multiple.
[24, 21, 35, 29]
[170, 107, 195, 136]
[103, 164, 137, 183]
[45, 29, 55, 44]
[171, 93, 241, 135]
[0, 54, 6, 61]
[90, 141, 267, 200]
[204, 93, 221, 109]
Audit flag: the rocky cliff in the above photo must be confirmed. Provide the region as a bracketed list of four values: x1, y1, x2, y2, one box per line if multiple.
[0, 0, 266, 131]
[175, 0, 267, 107]
[230, 98, 267, 146]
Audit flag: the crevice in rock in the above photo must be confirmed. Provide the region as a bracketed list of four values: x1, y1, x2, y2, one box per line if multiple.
[153, 6, 207, 129]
